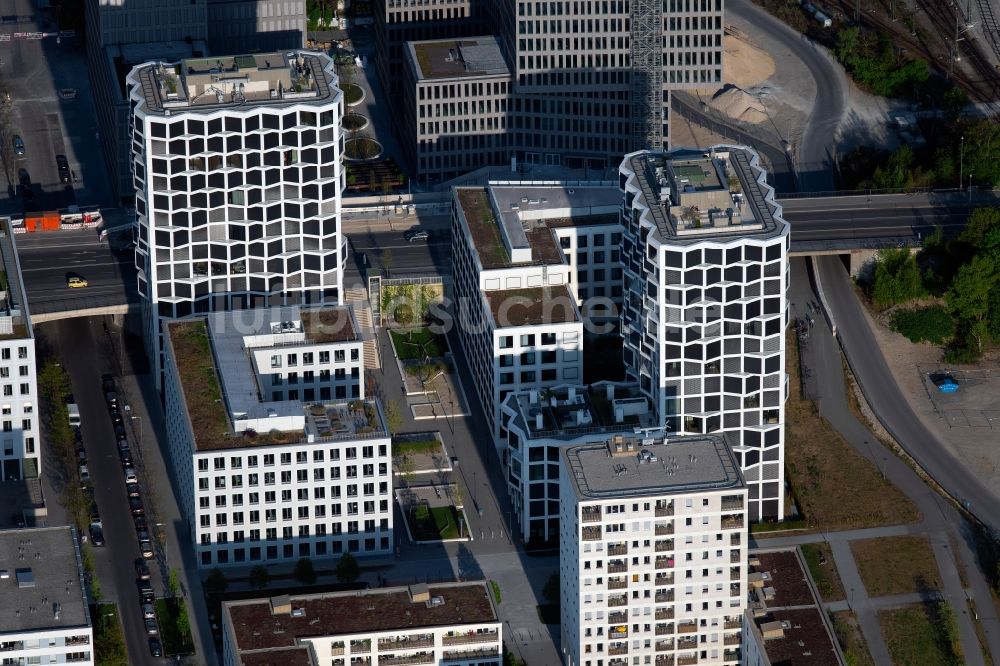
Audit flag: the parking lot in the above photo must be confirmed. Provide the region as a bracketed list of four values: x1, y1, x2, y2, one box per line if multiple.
[0, 0, 112, 215]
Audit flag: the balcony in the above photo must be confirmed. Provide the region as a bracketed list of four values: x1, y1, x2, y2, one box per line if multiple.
[724, 634, 741, 646]
[378, 653, 435, 666]
[721, 496, 743, 511]
[724, 649, 740, 662]
[721, 514, 744, 530]
[0, 642, 24, 651]
[608, 543, 628, 556]
[582, 507, 602, 523]
[609, 611, 628, 624]
[678, 655, 698, 666]
[609, 625, 629, 639]
[730, 550, 742, 564]
[655, 573, 674, 586]
[724, 618, 741, 630]
[583, 526, 602, 541]
[608, 594, 628, 607]
[608, 560, 628, 573]
[677, 621, 697, 634]
[442, 648, 500, 662]
[730, 568, 741, 581]
[442, 630, 498, 646]
[609, 644, 629, 656]
[655, 556, 675, 570]
[655, 607, 675, 621]
[730, 583, 741, 597]
[655, 502, 674, 517]
[378, 635, 435, 651]
[655, 522, 674, 536]
[655, 639, 675, 651]
[608, 578, 628, 590]
[350, 640, 371, 652]
[609, 659, 628, 666]
[678, 636, 697, 649]
[730, 533, 741, 547]
[655, 589, 674, 603]
[655, 623, 674, 635]
[655, 539, 674, 552]
[655, 656, 675, 666]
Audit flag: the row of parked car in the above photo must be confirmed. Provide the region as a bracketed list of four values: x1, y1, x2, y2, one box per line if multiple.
[100, 374, 163, 658]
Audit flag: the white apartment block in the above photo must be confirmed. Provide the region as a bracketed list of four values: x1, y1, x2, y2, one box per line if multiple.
[560, 435, 747, 666]
[0, 527, 93, 665]
[619, 146, 789, 522]
[222, 583, 501, 666]
[127, 51, 345, 382]
[0, 221, 39, 482]
[499, 381, 656, 545]
[162, 307, 391, 568]
[402, 36, 511, 183]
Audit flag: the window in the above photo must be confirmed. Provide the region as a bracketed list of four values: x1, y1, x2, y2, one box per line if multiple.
[270, 355, 281, 368]
[499, 336, 513, 349]
[319, 351, 330, 363]
[519, 334, 535, 346]
[303, 352, 314, 364]
[287, 354, 297, 366]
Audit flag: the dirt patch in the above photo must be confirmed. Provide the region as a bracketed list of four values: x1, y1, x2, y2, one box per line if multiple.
[851, 535, 942, 597]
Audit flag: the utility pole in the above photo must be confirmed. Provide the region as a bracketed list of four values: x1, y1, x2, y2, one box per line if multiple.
[959, 134, 964, 190]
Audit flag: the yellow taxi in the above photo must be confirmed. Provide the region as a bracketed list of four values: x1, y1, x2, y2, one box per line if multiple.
[67, 277, 88, 288]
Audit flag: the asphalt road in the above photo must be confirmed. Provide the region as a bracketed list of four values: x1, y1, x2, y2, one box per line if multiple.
[816, 255, 1000, 534]
[345, 218, 452, 279]
[14, 227, 136, 314]
[727, 0, 847, 192]
[43, 317, 162, 664]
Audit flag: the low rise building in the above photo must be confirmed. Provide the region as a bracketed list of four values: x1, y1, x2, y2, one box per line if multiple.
[221, 582, 502, 666]
[163, 306, 391, 568]
[560, 434, 747, 666]
[0, 219, 40, 482]
[742, 549, 846, 666]
[0, 526, 93, 665]
[401, 36, 511, 183]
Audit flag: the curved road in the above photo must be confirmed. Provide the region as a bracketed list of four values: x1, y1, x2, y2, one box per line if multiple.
[816, 255, 1000, 534]
[726, 0, 848, 192]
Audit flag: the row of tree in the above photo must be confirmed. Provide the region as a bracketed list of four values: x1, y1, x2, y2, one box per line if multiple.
[204, 553, 361, 594]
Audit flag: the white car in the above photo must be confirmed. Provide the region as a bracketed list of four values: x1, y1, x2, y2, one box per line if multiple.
[124, 467, 138, 485]
[142, 603, 155, 620]
[78, 465, 90, 483]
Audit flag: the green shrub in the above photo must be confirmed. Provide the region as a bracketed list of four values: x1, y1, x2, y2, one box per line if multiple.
[890, 306, 955, 344]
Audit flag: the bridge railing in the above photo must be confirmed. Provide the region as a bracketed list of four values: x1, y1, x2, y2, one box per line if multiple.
[779, 186, 996, 199]
[28, 292, 139, 315]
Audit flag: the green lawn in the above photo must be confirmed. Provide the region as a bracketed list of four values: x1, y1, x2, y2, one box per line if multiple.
[851, 535, 941, 597]
[394, 438, 441, 456]
[391, 328, 448, 360]
[830, 611, 875, 666]
[342, 83, 363, 105]
[154, 598, 195, 656]
[880, 603, 963, 666]
[801, 543, 845, 601]
[408, 504, 464, 541]
[92, 603, 127, 666]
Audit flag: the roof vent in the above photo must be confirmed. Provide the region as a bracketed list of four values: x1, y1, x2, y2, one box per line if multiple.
[53, 603, 61, 620]
[15, 568, 34, 589]
[290, 607, 305, 618]
[426, 596, 445, 608]
[269, 594, 292, 615]
[409, 583, 430, 603]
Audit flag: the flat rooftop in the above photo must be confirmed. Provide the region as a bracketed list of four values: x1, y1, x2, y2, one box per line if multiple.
[225, 583, 498, 652]
[507, 382, 654, 439]
[0, 219, 31, 339]
[626, 145, 787, 244]
[746, 550, 844, 666]
[563, 434, 744, 499]
[130, 51, 337, 115]
[485, 285, 580, 328]
[239, 646, 315, 666]
[408, 36, 509, 80]
[0, 527, 90, 633]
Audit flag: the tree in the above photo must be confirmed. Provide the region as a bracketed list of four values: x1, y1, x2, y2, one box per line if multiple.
[249, 565, 271, 590]
[175, 603, 191, 642]
[398, 455, 416, 485]
[294, 557, 317, 585]
[204, 568, 228, 595]
[870, 248, 923, 309]
[958, 207, 1000, 249]
[384, 399, 403, 433]
[335, 552, 360, 583]
[946, 253, 997, 354]
[167, 569, 181, 598]
[381, 249, 393, 277]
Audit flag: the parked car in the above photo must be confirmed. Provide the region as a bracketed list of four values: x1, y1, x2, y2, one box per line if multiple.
[137, 580, 154, 604]
[12, 135, 24, 155]
[139, 539, 154, 559]
[56, 154, 70, 184]
[148, 638, 162, 658]
[118, 447, 132, 466]
[89, 503, 101, 526]
[89, 524, 104, 546]
[404, 228, 429, 242]
[135, 558, 151, 581]
[124, 467, 138, 485]
[141, 603, 155, 620]
[117, 438, 130, 452]
[127, 485, 141, 499]
[113, 422, 126, 440]
[78, 464, 90, 483]
[129, 496, 145, 516]
[105, 391, 119, 409]
[17, 168, 29, 187]
[134, 516, 147, 532]
[144, 617, 158, 635]
[76, 447, 87, 465]
[101, 374, 115, 393]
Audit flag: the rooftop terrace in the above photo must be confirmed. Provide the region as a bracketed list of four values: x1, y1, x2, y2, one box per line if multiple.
[563, 434, 744, 499]
[131, 51, 337, 114]
[485, 285, 580, 328]
[225, 583, 498, 651]
[507, 382, 654, 440]
[0, 527, 90, 633]
[408, 36, 510, 80]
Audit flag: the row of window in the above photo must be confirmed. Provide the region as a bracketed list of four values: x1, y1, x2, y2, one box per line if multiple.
[196, 444, 388, 471]
[270, 349, 358, 368]
[198, 499, 390, 527]
[199, 535, 390, 565]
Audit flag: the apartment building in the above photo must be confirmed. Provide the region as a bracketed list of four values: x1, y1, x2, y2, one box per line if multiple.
[560, 435, 747, 666]
[0, 527, 93, 665]
[499, 381, 655, 545]
[222, 582, 501, 666]
[163, 308, 391, 568]
[401, 36, 511, 182]
[742, 550, 845, 666]
[619, 146, 789, 522]
[0, 220, 39, 482]
[126, 51, 345, 381]
[372, 0, 480, 101]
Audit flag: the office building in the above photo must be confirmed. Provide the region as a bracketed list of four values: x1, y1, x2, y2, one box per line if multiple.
[372, 0, 480, 102]
[0, 527, 93, 665]
[162, 308, 391, 568]
[619, 146, 789, 521]
[0, 220, 40, 482]
[560, 435, 747, 666]
[207, 0, 307, 55]
[401, 36, 511, 182]
[742, 549, 845, 666]
[221, 582, 502, 666]
[499, 381, 655, 545]
[126, 51, 345, 381]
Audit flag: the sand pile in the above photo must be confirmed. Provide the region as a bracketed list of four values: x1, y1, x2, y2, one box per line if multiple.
[723, 33, 776, 89]
[709, 86, 768, 124]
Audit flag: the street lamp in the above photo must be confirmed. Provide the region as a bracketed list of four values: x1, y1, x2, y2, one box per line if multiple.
[959, 135, 964, 191]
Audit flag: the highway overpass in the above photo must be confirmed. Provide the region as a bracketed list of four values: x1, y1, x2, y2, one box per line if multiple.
[14, 190, 998, 320]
